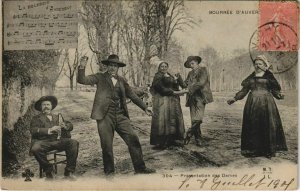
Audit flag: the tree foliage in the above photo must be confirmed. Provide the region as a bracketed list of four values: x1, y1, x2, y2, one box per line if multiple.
[3, 50, 60, 90]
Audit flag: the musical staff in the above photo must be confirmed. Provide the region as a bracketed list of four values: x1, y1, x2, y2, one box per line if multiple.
[12, 13, 77, 20]
[7, 30, 77, 37]
[4, 1, 78, 50]
[7, 22, 77, 28]
[7, 38, 77, 46]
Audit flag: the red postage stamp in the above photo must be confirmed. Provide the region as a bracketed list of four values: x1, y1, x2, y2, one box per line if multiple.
[258, 1, 298, 51]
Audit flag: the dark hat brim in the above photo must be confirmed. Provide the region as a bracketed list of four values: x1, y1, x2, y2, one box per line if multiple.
[34, 96, 58, 112]
[184, 56, 202, 68]
[101, 60, 126, 67]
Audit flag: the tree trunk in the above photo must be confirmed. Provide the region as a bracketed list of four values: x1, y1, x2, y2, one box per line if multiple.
[143, 59, 151, 85]
[130, 65, 137, 87]
[70, 76, 74, 91]
[143, 46, 151, 85]
[97, 25, 109, 60]
[75, 70, 78, 90]
[3, 81, 12, 129]
[20, 81, 26, 114]
[137, 64, 142, 87]
[219, 73, 222, 92]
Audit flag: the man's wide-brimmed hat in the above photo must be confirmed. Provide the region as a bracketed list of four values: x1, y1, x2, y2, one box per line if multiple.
[184, 56, 202, 68]
[101, 54, 126, 67]
[34, 96, 58, 111]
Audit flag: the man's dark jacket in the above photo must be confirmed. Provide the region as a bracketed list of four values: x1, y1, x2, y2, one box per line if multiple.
[178, 66, 213, 106]
[30, 113, 73, 142]
[77, 68, 147, 120]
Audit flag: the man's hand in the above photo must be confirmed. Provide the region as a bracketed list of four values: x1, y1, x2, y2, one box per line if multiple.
[227, 98, 236, 105]
[49, 126, 61, 134]
[59, 122, 66, 129]
[145, 108, 153, 116]
[174, 73, 181, 80]
[173, 89, 188, 96]
[79, 56, 88, 68]
[278, 93, 285, 100]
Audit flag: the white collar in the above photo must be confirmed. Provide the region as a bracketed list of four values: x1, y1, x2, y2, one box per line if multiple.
[255, 71, 265, 77]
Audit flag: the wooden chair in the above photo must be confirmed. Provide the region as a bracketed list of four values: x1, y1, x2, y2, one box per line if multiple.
[39, 150, 67, 178]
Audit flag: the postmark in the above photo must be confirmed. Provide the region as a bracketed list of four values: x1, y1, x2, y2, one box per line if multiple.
[248, 1, 298, 74]
[249, 21, 298, 74]
[258, 1, 298, 51]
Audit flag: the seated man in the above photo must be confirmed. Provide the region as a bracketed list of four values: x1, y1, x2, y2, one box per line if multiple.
[30, 96, 79, 179]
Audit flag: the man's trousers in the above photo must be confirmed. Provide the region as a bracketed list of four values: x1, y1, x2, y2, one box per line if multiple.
[96, 105, 146, 174]
[30, 138, 79, 173]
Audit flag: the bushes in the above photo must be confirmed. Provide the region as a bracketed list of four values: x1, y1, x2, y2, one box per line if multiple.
[2, 50, 60, 176]
[2, 103, 39, 177]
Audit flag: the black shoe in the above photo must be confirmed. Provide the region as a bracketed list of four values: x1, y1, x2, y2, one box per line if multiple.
[64, 171, 77, 181]
[152, 145, 166, 150]
[266, 153, 275, 159]
[195, 139, 202, 146]
[173, 140, 184, 147]
[105, 171, 115, 177]
[135, 167, 156, 174]
[184, 129, 193, 145]
[45, 171, 54, 179]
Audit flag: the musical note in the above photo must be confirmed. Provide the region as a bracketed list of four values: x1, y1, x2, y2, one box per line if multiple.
[35, 39, 42, 44]
[44, 14, 50, 19]
[23, 32, 32, 37]
[26, 39, 33, 44]
[28, 23, 36, 28]
[44, 40, 55, 45]
[8, 40, 22, 45]
[38, 23, 47, 28]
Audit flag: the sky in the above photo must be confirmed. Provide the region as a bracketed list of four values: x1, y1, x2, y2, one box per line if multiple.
[174, 1, 259, 56]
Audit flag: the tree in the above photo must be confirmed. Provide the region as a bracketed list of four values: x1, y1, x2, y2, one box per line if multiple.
[199, 46, 221, 91]
[81, 0, 194, 86]
[120, 13, 138, 86]
[63, 49, 80, 90]
[153, 0, 195, 59]
[3, 50, 61, 117]
[132, 0, 158, 85]
[81, 1, 123, 71]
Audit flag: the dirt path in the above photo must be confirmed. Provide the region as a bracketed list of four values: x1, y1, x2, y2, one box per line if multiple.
[18, 90, 297, 179]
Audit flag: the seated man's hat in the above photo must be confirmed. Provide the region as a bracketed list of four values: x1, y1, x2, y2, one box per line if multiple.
[34, 96, 58, 111]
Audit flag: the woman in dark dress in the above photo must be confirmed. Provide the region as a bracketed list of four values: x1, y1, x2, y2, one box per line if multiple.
[150, 61, 187, 149]
[227, 55, 288, 158]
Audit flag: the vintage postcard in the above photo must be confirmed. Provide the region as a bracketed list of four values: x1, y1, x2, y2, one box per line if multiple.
[1, 0, 298, 190]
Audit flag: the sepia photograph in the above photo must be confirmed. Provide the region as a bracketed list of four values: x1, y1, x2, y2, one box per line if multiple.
[1, 0, 298, 190]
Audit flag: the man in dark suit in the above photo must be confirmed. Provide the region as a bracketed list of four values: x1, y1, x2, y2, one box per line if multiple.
[30, 96, 79, 179]
[178, 56, 213, 146]
[77, 54, 155, 175]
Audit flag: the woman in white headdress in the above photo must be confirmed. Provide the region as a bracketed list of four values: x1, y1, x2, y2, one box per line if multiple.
[227, 55, 287, 158]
